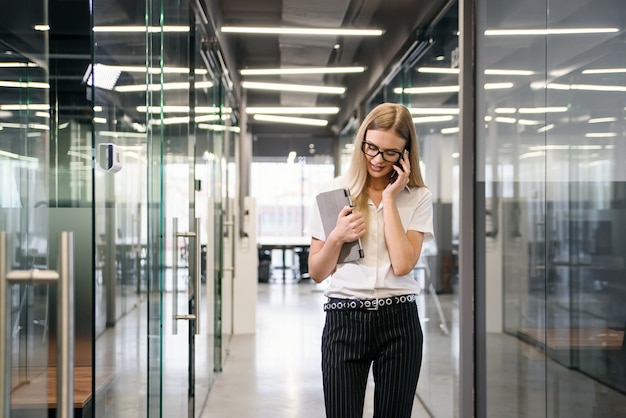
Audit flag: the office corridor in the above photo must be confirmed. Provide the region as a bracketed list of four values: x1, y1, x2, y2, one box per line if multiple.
[200, 281, 431, 418]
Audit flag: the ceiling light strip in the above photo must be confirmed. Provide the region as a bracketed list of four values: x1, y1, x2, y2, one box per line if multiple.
[253, 114, 328, 126]
[485, 28, 618, 36]
[241, 67, 365, 75]
[221, 26, 383, 36]
[93, 26, 189, 33]
[242, 81, 345, 94]
[246, 107, 339, 115]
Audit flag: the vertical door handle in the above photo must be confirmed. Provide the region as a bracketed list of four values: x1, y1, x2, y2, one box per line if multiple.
[172, 218, 201, 335]
[0, 231, 74, 418]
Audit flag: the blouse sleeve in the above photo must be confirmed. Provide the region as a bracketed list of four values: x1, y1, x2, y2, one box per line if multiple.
[408, 187, 435, 242]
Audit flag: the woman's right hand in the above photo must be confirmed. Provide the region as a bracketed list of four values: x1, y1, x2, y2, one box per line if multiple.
[330, 205, 366, 243]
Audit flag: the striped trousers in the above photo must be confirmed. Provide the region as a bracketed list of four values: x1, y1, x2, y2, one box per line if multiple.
[321, 301, 423, 418]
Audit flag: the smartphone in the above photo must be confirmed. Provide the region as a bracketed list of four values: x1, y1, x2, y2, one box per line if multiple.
[389, 161, 403, 183]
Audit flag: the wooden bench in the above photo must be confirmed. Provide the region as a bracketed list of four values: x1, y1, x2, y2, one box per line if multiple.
[10, 366, 113, 418]
[518, 327, 624, 350]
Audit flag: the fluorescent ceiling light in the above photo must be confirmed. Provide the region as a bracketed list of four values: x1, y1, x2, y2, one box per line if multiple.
[545, 83, 626, 92]
[494, 108, 517, 114]
[484, 69, 535, 76]
[585, 132, 617, 138]
[253, 114, 328, 126]
[115, 80, 213, 92]
[246, 107, 339, 115]
[412, 116, 454, 124]
[136, 105, 230, 114]
[0, 62, 38, 68]
[417, 67, 535, 76]
[148, 114, 230, 126]
[485, 82, 514, 89]
[242, 81, 345, 94]
[417, 67, 459, 74]
[394, 85, 459, 94]
[0, 122, 49, 130]
[485, 28, 618, 36]
[241, 67, 365, 76]
[0, 104, 50, 111]
[588, 117, 616, 124]
[494, 117, 517, 124]
[537, 124, 555, 133]
[34, 24, 50, 31]
[517, 119, 542, 125]
[96, 64, 207, 75]
[582, 68, 626, 74]
[408, 108, 459, 115]
[0, 81, 49, 89]
[221, 26, 383, 36]
[0, 149, 38, 162]
[98, 131, 146, 139]
[441, 127, 459, 134]
[93, 26, 189, 33]
[518, 107, 568, 114]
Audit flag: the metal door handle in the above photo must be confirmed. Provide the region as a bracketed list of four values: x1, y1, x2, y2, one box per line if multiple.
[0, 231, 74, 418]
[172, 218, 201, 335]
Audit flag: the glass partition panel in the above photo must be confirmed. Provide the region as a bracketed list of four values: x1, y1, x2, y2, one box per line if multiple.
[0, 29, 49, 416]
[92, 0, 151, 414]
[477, 0, 626, 415]
[364, 4, 461, 415]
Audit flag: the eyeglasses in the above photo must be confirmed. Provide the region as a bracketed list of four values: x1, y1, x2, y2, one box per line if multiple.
[360, 141, 403, 162]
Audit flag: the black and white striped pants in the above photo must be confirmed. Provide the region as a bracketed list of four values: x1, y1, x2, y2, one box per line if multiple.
[321, 300, 423, 418]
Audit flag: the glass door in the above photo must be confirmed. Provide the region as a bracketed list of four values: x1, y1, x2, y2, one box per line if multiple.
[0, 18, 50, 417]
[91, 0, 228, 415]
[144, 2, 226, 417]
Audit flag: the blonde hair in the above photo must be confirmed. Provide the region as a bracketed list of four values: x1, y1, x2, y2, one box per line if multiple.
[344, 103, 426, 216]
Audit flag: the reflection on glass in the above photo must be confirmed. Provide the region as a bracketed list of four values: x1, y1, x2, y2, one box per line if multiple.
[365, 3, 461, 416]
[478, 0, 626, 415]
[0, 18, 50, 415]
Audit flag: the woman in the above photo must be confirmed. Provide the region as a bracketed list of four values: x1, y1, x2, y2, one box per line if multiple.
[307, 103, 434, 418]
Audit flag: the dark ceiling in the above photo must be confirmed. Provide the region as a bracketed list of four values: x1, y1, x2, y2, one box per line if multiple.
[209, 0, 451, 158]
[0, 0, 452, 160]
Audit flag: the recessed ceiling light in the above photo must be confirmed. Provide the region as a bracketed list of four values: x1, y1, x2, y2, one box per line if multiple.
[246, 107, 339, 115]
[240, 67, 365, 76]
[485, 28, 618, 36]
[253, 114, 328, 126]
[93, 26, 189, 33]
[394, 85, 459, 94]
[221, 26, 383, 36]
[582, 68, 626, 74]
[242, 81, 345, 94]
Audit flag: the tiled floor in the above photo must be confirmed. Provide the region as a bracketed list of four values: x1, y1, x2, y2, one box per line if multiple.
[200, 280, 431, 418]
[93, 268, 626, 417]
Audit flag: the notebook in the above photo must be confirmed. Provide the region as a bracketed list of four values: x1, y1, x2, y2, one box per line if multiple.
[316, 188, 364, 263]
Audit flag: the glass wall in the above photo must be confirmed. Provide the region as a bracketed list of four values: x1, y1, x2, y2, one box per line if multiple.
[365, 3, 460, 416]
[477, 0, 626, 415]
[0, 5, 51, 415]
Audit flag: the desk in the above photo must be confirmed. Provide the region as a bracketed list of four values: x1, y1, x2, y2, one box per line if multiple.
[258, 237, 311, 282]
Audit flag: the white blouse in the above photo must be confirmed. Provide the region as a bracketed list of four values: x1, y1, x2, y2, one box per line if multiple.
[307, 177, 435, 300]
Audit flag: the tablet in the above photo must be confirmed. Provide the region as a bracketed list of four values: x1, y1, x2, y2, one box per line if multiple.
[316, 188, 364, 263]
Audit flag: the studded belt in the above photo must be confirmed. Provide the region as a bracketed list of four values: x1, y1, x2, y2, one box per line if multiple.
[323, 294, 416, 311]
